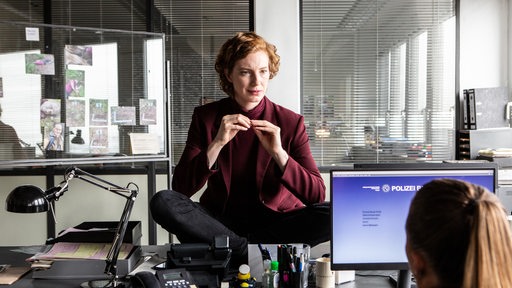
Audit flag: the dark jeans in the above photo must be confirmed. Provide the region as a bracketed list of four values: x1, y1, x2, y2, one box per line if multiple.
[149, 190, 330, 261]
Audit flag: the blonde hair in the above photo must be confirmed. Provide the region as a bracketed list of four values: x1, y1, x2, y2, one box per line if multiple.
[214, 31, 280, 97]
[406, 179, 512, 287]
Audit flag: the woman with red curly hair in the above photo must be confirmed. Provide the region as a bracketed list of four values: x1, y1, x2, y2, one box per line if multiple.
[150, 32, 329, 266]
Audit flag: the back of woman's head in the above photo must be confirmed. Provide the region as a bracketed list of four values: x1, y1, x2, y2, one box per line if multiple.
[406, 178, 512, 288]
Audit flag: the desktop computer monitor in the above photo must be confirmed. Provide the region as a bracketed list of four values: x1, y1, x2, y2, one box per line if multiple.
[330, 162, 498, 286]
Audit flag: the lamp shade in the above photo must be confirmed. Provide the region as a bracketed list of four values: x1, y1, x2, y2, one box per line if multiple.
[5, 185, 49, 213]
[71, 129, 85, 144]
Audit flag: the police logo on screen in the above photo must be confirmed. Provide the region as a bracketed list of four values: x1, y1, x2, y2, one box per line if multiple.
[381, 185, 423, 192]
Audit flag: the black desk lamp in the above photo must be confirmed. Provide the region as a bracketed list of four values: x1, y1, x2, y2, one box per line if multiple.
[5, 166, 139, 288]
[71, 129, 85, 144]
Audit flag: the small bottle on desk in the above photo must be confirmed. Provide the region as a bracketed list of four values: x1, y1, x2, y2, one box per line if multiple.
[270, 260, 280, 288]
[261, 259, 272, 288]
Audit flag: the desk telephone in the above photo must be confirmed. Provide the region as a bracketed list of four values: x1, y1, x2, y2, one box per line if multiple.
[131, 236, 231, 288]
[131, 268, 195, 288]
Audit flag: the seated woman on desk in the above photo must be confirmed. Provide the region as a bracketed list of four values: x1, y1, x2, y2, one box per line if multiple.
[150, 31, 330, 265]
[405, 179, 512, 287]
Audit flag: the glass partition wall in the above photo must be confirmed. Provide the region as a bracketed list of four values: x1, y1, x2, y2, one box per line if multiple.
[0, 21, 166, 166]
[302, 0, 456, 166]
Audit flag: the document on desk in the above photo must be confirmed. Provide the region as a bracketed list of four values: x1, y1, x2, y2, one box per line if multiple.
[0, 265, 31, 285]
[28, 242, 134, 261]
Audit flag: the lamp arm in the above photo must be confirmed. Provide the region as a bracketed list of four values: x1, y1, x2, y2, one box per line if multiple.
[64, 166, 139, 286]
[67, 167, 132, 199]
[104, 191, 137, 281]
[45, 182, 69, 201]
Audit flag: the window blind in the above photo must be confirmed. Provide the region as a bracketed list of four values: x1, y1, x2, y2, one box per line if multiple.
[152, 0, 250, 164]
[302, 0, 455, 166]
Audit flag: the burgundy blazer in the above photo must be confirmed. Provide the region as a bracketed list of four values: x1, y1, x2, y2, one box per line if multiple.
[172, 97, 325, 216]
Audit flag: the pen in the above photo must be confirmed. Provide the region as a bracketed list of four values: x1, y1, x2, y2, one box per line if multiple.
[258, 243, 271, 261]
[289, 252, 296, 273]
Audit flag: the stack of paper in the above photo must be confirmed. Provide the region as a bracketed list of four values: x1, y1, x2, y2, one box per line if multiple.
[478, 148, 512, 158]
[28, 242, 134, 262]
[28, 242, 141, 279]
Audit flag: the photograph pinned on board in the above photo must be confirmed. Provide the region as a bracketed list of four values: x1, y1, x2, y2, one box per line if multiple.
[89, 99, 108, 126]
[139, 99, 157, 125]
[111, 106, 136, 126]
[64, 45, 93, 66]
[44, 122, 65, 151]
[40, 99, 61, 130]
[89, 127, 108, 154]
[65, 69, 85, 97]
[66, 99, 86, 127]
[25, 53, 55, 75]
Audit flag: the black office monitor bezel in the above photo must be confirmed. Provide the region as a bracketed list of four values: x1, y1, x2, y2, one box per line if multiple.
[329, 161, 498, 271]
[353, 162, 498, 193]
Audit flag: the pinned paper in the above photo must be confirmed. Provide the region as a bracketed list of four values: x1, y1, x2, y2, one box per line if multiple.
[25, 27, 39, 41]
[129, 133, 160, 155]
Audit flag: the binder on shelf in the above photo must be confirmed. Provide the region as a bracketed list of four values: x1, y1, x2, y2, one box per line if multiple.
[464, 87, 509, 130]
[462, 89, 469, 129]
[467, 88, 476, 129]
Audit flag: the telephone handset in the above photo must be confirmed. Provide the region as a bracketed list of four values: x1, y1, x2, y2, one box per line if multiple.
[131, 236, 231, 288]
[131, 268, 196, 288]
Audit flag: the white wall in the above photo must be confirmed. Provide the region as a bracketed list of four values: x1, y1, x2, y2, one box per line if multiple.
[0, 174, 170, 246]
[254, 0, 301, 113]
[459, 0, 508, 89]
[510, 0, 512, 91]
[0, 176, 47, 245]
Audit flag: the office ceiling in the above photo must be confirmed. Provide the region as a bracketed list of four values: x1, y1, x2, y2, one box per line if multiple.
[151, 0, 361, 58]
[153, 0, 249, 34]
[153, 0, 250, 54]
[152, 0, 361, 35]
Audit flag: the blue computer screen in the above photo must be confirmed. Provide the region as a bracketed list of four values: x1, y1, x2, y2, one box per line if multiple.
[330, 163, 497, 270]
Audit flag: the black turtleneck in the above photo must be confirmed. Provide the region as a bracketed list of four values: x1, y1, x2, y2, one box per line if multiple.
[222, 97, 266, 234]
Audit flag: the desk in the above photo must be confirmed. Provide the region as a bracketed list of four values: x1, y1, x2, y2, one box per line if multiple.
[1, 245, 398, 287]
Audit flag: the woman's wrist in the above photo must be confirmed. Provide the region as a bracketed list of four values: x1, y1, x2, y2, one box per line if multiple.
[273, 149, 289, 171]
[207, 140, 224, 169]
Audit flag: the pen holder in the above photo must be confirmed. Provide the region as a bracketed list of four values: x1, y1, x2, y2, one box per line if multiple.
[277, 244, 310, 288]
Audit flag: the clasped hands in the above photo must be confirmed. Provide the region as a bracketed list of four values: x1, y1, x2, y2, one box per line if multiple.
[209, 113, 289, 170]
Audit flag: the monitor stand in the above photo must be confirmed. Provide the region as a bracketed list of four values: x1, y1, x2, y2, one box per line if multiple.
[396, 269, 413, 288]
